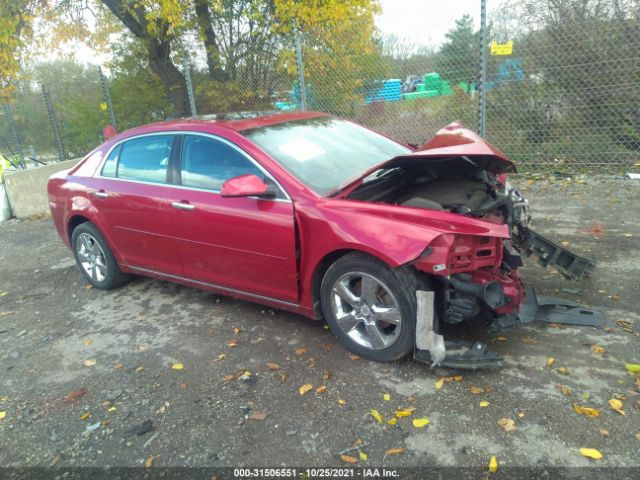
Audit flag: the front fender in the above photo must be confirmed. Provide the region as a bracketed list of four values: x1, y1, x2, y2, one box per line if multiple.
[296, 197, 510, 310]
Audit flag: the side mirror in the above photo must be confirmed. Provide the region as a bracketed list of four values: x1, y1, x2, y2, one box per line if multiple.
[221, 174, 276, 198]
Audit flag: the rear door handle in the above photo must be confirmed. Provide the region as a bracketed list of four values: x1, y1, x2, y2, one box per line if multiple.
[171, 201, 195, 211]
[92, 190, 109, 199]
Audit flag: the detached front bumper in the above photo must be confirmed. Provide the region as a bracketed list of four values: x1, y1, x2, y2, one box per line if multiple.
[413, 286, 606, 369]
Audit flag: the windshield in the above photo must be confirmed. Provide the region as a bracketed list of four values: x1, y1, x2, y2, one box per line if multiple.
[243, 116, 411, 196]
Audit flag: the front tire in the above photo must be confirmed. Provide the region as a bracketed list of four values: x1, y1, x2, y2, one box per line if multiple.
[320, 253, 417, 362]
[71, 222, 128, 290]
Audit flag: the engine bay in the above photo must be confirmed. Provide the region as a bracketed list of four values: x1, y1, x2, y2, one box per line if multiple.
[346, 155, 530, 234]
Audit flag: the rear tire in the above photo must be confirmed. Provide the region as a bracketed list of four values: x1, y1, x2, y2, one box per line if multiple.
[71, 222, 128, 290]
[320, 252, 418, 362]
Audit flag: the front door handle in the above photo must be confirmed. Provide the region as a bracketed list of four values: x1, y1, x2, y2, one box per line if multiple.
[171, 201, 195, 211]
[92, 190, 109, 199]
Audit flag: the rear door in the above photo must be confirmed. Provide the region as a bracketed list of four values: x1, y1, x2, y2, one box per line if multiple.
[93, 133, 184, 276]
[169, 133, 299, 304]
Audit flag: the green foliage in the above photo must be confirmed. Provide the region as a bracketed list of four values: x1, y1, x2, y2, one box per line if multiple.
[436, 15, 480, 85]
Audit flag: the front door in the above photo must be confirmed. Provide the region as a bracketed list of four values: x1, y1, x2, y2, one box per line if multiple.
[169, 133, 298, 304]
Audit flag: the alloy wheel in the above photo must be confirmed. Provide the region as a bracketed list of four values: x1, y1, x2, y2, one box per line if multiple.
[76, 232, 108, 283]
[329, 272, 402, 350]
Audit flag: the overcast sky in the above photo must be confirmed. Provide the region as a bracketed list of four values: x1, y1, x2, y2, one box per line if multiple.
[375, 0, 483, 49]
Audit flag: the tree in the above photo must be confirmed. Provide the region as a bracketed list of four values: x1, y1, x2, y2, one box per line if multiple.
[0, 1, 42, 101]
[99, 0, 190, 117]
[273, 0, 386, 115]
[436, 15, 480, 85]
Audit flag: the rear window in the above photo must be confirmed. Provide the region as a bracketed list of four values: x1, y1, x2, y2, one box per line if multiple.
[117, 135, 175, 183]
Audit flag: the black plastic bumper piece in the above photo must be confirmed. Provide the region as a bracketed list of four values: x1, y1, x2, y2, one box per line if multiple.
[414, 340, 504, 369]
[515, 227, 596, 280]
[521, 287, 606, 327]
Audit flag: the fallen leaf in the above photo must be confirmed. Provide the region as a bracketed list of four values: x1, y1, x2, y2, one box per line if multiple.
[599, 429, 609, 437]
[523, 337, 538, 344]
[384, 448, 405, 457]
[85, 284, 93, 290]
[517, 412, 525, 418]
[114, 362, 124, 369]
[83, 359, 96, 367]
[0, 411, 6, 420]
[497, 418, 516, 432]
[395, 408, 415, 418]
[338, 399, 347, 406]
[557, 384, 572, 396]
[266, 362, 279, 370]
[348, 353, 360, 361]
[298, 384, 313, 395]
[412, 418, 430, 428]
[340, 454, 358, 464]
[610, 294, 620, 301]
[294, 347, 307, 355]
[608, 399, 625, 415]
[223, 374, 234, 382]
[479, 401, 490, 407]
[79, 411, 92, 420]
[0, 292, 7, 296]
[579, 448, 602, 460]
[316, 386, 327, 394]
[216, 354, 226, 361]
[83, 339, 93, 346]
[488, 456, 498, 473]
[558, 367, 570, 375]
[573, 403, 600, 417]
[471, 386, 492, 394]
[322, 369, 330, 381]
[136, 366, 144, 373]
[383, 393, 391, 401]
[145, 456, 153, 468]
[228, 338, 239, 347]
[171, 363, 184, 370]
[591, 344, 605, 354]
[494, 336, 508, 342]
[108, 406, 116, 412]
[63, 388, 87, 403]
[635, 432, 640, 441]
[547, 357, 555, 366]
[370, 409, 383, 423]
[232, 327, 241, 335]
[358, 450, 368, 461]
[435, 378, 444, 390]
[322, 343, 333, 352]
[248, 411, 268, 421]
[387, 418, 397, 426]
[279, 373, 288, 384]
[625, 363, 640, 373]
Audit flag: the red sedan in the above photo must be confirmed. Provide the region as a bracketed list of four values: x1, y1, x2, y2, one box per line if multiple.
[48, 112, 596, 365]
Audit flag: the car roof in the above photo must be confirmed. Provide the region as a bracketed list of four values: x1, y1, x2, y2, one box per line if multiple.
[115, 111, 328, 140]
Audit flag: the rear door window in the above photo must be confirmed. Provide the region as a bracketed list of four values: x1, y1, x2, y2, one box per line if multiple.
[180, 135, 263, 191]
[117, 135, 175, 184]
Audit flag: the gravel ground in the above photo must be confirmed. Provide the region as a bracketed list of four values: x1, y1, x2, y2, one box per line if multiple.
[0, 177, 639, 475]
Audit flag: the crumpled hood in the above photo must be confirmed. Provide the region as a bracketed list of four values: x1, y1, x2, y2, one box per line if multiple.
[333, 122, 515, 197]
[403, 121, 516, 173]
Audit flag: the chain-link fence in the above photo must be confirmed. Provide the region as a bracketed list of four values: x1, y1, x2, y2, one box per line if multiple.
[1, 0, 638, 173]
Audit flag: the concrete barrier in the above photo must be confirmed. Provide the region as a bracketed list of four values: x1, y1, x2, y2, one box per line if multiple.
[4, 159, 80, 219]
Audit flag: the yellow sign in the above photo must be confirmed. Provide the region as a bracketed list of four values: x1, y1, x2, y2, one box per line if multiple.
[100, 102, 108, 111]
[491, 40, 513, 56]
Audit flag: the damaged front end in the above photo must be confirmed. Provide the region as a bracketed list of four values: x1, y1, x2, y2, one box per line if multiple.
[344, 122, 605, 368]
